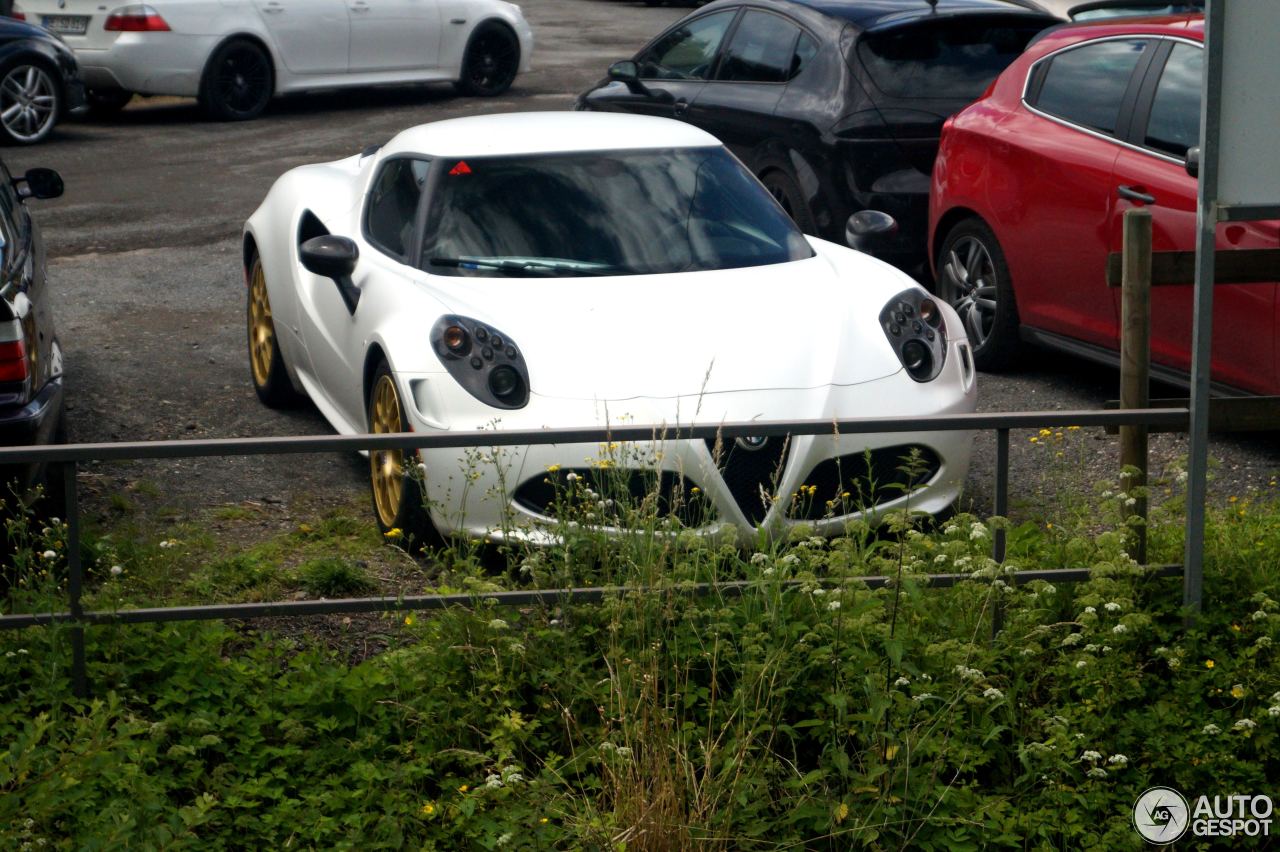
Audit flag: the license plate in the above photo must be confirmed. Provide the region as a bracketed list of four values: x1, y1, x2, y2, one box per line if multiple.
[42, 15, 90, 35]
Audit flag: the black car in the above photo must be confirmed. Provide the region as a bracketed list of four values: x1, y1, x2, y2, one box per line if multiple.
[0, 16, 85, 145]
[0, 161, 64, 493]
[577, 0, 1056, 274]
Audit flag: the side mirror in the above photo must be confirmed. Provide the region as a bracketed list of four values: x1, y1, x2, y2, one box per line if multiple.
[13, 168, 63, 200]
[300, 235, 361, 315]
[608, 59, 652, 97]
[845, 210, 898, 254]
[1185, 145, 1200, 179]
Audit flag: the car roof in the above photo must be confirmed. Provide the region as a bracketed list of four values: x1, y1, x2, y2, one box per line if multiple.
[381, 112, 722, 159]
[1029, 11, 1201, 50]
[785, 0, 1057, 30]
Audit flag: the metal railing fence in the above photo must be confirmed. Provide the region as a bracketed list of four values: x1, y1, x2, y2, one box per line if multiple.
[0, 407, 1192, 697]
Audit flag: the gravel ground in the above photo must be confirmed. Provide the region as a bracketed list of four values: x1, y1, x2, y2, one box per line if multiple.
[15, 0, 1280, 533]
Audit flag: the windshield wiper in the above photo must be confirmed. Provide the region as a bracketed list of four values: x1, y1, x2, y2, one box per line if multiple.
[427, 257, 613, 276]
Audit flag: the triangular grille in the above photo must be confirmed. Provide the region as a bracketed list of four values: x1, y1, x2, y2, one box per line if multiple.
[704, 434, 789, 525]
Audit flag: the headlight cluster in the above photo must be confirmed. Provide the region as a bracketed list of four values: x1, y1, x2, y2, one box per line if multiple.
[431, 314, 530, 409]
[880, 289, 946, 382]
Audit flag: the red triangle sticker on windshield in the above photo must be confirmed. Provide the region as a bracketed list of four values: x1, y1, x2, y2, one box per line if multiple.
[449, 161, 472, 176]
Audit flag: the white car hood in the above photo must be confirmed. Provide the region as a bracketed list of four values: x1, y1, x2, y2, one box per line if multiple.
[425, 244, 915, 402]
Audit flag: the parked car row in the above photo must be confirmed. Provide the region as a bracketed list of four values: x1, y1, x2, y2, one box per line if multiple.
[0, 0, 533, 142]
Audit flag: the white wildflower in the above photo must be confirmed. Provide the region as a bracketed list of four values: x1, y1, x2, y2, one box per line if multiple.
[1203, 723, 1221, 735]
[1100, 490, 1113, 499]
[41, 550, 56, 560]
[1175, 470, 1188, 485]
[1154, 646, 1169, 656]
[780, 554, 800, 567]
[488, 618, 509, 630]
[1104, 602, 1121, 613]
[1083, 606, 1097, 615]
[762, 567, 775, 577]
[934, 554, 948, 564]
[1084, 644, 1099, 653]
[912, 693, 934, 703]
[1101, 646, 1112, 653]
[565, 472, 579, 482]
[827, 600, 841, 611]
[1124, 497, 1137, 507]
[615, 746, 633, 759]
[484, 774, 503, 789]
[750, 552, 769, 565]
[1268, 706, 1280, 718]
[1252, 610, 1268, 621]
[1112, 624, 1128, 635]
[943, 524, 958, 535]
[110, 565, 123, 576]
[983, 687, 1004, 700]
[1233, 719, 1257, 732]
[1257, 637, 1273, 648]
[1271, 691, 1280, 704]
[969, 523, 988, 541]
[806, 537, 826, 548]
[1076, 660, 1088, 669]
[1080, 750, 1103, 762]
[1087, 767, 1108, 779]
[812, 587, 826, 596]
[1108, 754, 1129, 767]
[1061, 634, 1082, 647]
[894, 677, 910, 687]
[496, 832, 514, 847]
[1041, 584, 1056, 596]
[954, 665, 984, 681]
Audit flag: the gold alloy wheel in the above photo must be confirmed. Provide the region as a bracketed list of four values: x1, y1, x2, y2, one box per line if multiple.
[248, 261, 274, 388]
[370, 373, 405, 528]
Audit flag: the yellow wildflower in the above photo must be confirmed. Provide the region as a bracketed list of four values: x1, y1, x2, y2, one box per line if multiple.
[1067, 425, 1081, 431]
[1229, 496, 1239, 503]
[546, 463, 561, 473]
[539, 817, 549, 825]
[458, 784, 469, 793]
[1030, 437, 1039, 444]
[835, 802, 849, 824]
[384, 527, 403, 539]
[1231, 684, 1245, 699]
[1039, 428, 1052, 437]
[421, 802, 436, 817]
[1205, 659, 1215, 669]
[404, 614, 415, 627]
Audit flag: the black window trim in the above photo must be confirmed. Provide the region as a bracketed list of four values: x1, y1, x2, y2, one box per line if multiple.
[1020, 35, 1162, 152]
[1125, 36, 1204, 164]
[361, 154, 433, 265]
[705, 6, 818, 86]
[635, 7, 744, 83]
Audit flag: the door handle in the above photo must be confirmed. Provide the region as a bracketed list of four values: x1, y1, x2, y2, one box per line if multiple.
[1117, 185, 1156, 205]
[673, 98, 688, 117]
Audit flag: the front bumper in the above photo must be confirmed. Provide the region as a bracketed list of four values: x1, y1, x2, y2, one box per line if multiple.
[0, 375, 65, 490]
[400, 343, 977, 544]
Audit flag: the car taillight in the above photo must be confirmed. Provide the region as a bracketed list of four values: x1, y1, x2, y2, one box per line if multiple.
[10, 9, 25, 21]
[0, 321, 28, 383]
[104, 4, 171, 31]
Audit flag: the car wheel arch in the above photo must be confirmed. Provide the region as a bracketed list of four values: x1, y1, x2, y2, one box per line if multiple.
[932, 207, 984, 270]
[363, 344, 390, 427]
[242, 232, 260, 281]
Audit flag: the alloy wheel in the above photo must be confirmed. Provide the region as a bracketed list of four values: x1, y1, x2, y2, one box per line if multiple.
[939, 235, 999, 350]
[212, 46, 270, 116]
[247, 263, 274, 389]
[464, 31, 518, 94]
[370, 374, 405, 528]
[0, 65, 57, 144]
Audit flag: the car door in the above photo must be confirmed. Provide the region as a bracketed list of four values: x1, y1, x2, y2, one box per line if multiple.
[1110, 38, 1277, 393]
[347, 0, 442, 73]
[300, 158, 430, 428]
[250, 0, 350, 75]
[590, 9, 739, 121]
[1006, 37, 1156, 350]
[685, 9, 808, 164]
[0, 165, 53, 395]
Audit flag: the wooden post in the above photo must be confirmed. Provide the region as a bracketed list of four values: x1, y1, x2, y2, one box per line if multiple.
[1120, 208, 1152, 564]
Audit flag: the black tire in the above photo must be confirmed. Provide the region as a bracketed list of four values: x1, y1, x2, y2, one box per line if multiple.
[246, 254, 301, 407]
[454, 23, 520, 97]
[759, 164, 818, 236]
[367, 361, 443, 552]
[935, 217, 1020, 372]
[85, 87, 134, 117]
[0, 59, 61, 145]
[200, 39, 273, 121]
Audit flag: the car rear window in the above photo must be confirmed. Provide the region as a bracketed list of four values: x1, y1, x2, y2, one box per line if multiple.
[855, 18, 1048, 100]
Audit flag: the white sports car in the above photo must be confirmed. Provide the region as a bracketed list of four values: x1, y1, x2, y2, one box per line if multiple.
[13, 0, 532, 120]
[243, 112, 977, 545]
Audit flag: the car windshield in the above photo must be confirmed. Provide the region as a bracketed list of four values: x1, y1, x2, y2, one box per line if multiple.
[420, 147, 813, 277]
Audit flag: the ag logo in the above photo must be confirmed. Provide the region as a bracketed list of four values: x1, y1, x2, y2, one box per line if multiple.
[1134, 786, 1190, 844]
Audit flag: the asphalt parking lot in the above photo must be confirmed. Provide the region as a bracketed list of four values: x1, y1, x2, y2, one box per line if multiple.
[11, 0, 1280, 524]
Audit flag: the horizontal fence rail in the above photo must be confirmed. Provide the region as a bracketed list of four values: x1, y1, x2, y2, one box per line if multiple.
[0, 406, 1193, 697]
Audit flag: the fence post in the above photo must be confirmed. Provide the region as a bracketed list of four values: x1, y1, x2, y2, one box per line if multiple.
[1120, 208, 1152, 565]
[992, 428, 1009, 639]
[61, 461, 87, 699]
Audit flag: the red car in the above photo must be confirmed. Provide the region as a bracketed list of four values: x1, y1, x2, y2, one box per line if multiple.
[928, 14, 1279, 394]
